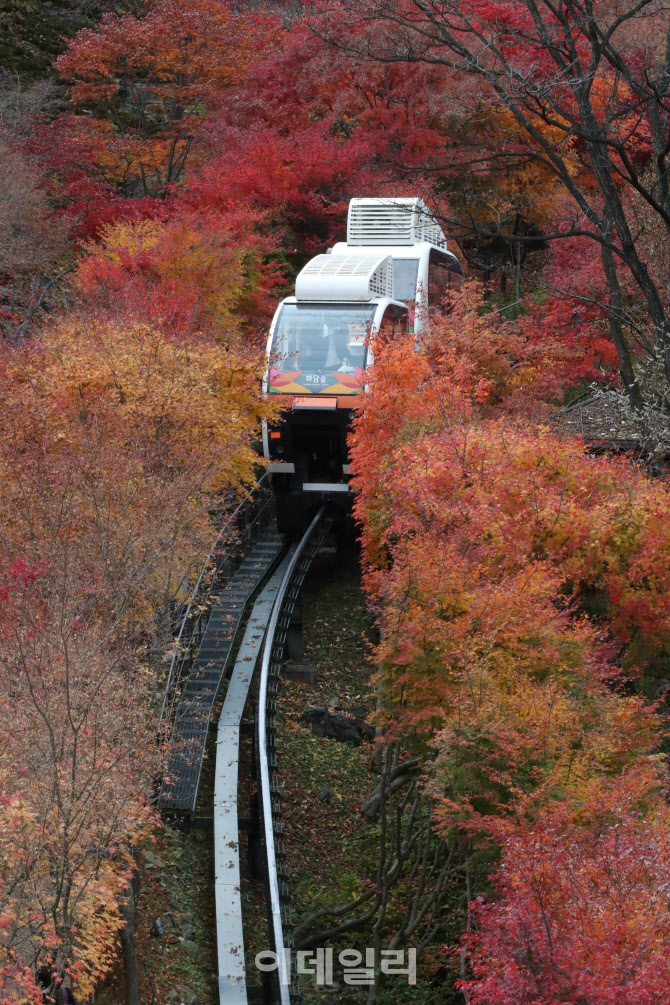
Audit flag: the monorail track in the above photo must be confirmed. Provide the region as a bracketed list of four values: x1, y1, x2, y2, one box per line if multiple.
[253, 508, 331, 1005]
[159, 498, 332, 1005]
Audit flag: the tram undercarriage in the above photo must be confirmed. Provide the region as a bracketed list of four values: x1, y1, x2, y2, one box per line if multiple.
[267, 404, 355, 533]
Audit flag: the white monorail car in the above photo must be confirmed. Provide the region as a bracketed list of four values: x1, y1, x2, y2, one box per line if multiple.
[262, 198, 462, 532]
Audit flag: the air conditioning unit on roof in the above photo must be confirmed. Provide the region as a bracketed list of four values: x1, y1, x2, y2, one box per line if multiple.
[347, 197, 447, 248]
[295, 254, 394, 301]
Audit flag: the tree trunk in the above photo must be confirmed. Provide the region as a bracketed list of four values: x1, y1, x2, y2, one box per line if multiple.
[598, 238, 644, 411]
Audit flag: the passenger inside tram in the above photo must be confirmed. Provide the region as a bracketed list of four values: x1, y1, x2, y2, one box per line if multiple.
[337, 357, 357, 374]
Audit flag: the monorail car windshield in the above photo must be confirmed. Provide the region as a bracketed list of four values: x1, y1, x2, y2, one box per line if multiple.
[268, 302, 374, 397]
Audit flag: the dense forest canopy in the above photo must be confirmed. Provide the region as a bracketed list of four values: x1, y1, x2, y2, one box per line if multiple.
[3, 1, 670, 1002]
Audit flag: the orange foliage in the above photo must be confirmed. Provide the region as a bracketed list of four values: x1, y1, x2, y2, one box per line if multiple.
[351, 286, 670, 997]
[352, 291, 669, 822]
[55, 0, 273, 196]
[0, 564, 156, 1002]
[10, 0, 670, 993]
[0, 315, 273, 614]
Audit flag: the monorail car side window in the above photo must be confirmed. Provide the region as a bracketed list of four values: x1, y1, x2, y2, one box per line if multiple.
[379, 304, 409, 340]
[428, 249, 453, 307]
[428, 249, 464, 310]
[393, 259, 420, 302]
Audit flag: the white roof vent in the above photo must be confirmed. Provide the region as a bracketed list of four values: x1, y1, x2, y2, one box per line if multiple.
[347, 197, 447, 248]
[295, 254, 394, 301]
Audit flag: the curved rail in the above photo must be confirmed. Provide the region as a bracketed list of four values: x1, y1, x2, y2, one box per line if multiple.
[257, 508, 326, 1004]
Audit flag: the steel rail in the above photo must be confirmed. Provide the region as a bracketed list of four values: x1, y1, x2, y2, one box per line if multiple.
[256, 508, 325, 1004]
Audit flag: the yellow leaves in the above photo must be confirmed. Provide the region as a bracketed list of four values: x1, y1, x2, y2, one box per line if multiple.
[75, 216, 274, 340]
[88, 219, 163, 261]
[462, 104, 580, 226]
[18, 315, 265, 447]
[0, 310, 278, 632]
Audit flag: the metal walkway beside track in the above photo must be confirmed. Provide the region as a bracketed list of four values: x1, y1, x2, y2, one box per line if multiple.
[159, 531, 284, 814]
[214, 559, 290, 1002]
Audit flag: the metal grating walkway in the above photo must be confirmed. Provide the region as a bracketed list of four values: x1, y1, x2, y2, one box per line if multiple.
[214, 559, 290, 1002]
[159, 531, 285, 814]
